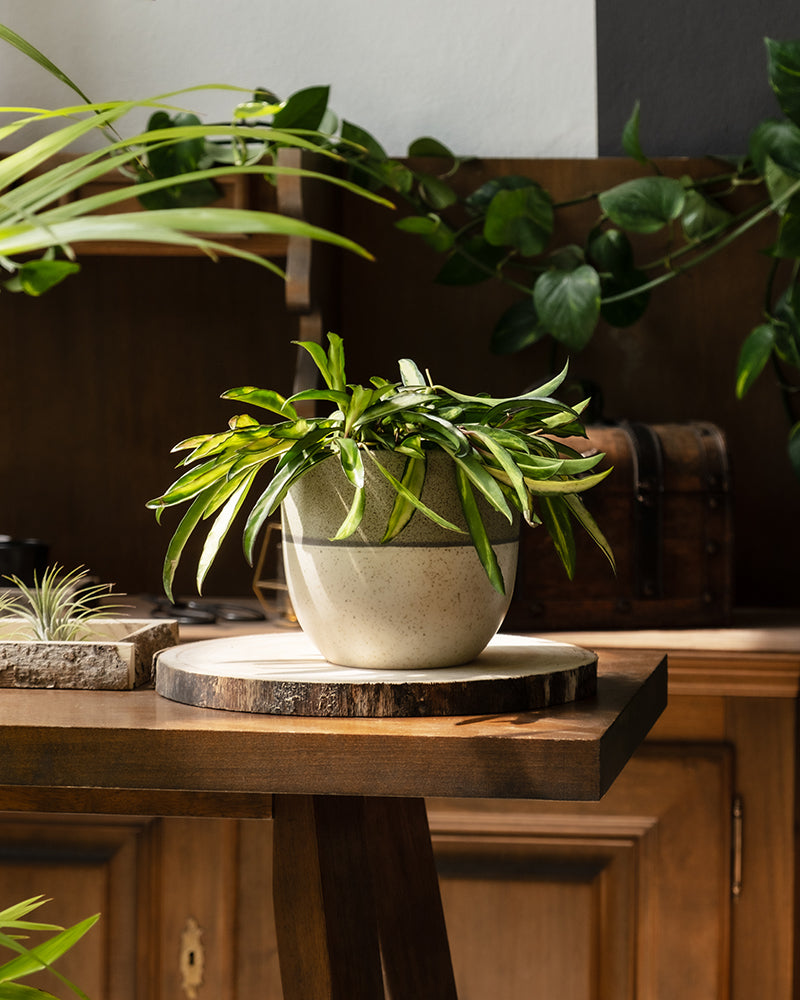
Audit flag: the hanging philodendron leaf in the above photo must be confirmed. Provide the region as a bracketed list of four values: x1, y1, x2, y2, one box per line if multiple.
[621, 100, 650, 167]
[2, 257, 81, 295]
[395, 213, 454, 252]
[271, 85, 330, 130]
[587, 228, 634, 273]
[533, 264, 601, 351]
[598, 176, 685, 234]
[766, 37, 800, 128]
[749, 118, 800, 177]
[600, 269, 650, 328]
[137, 111, 221, 210]
[774, 195, 800, 256]
[789, 421, 800, 480]
[763, 154, 800, 211]
[771, 287, 800, 367]
[681, 186, 733, 241]
[434, 236, 506, 285]
[736, 323, 776, 397]
[483, 182, 554, 256]
[587, 230, 649, 328]
[490, 297, 545, 354]
[465, 175, 541, 214]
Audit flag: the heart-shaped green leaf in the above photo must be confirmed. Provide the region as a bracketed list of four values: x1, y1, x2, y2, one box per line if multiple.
[599, 177, 685, 234]
[533, 265, 601, 350]
[766, 38, 800, 128]
[483, 184, 553, 256]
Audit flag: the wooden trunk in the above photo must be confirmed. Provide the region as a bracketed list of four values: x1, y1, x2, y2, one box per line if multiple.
[504, 421, 733, 631]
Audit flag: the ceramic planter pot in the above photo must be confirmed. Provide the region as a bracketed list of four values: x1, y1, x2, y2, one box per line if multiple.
[281, 450, 520, 669]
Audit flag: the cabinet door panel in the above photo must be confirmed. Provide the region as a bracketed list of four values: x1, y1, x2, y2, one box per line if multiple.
[428, 743, 733, 1000]
[0, 814, 148, 1000]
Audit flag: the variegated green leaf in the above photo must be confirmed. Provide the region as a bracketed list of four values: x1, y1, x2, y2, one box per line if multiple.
[454, 464, 506, 595]
[382, 454, 427, 541]
[368, 453, 463, 534]
[537, 496, 576, 579]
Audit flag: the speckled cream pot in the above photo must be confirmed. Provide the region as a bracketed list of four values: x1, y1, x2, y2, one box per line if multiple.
[281, 450, 520, 669]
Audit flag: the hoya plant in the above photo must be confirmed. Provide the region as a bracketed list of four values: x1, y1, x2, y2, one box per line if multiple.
[148, 334, 615, 600]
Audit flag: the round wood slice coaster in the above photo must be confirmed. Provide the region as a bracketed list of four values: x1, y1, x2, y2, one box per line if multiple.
[155, 633, 597, 718]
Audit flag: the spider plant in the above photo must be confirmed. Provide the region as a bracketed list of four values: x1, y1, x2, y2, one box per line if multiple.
[149, 333, 615, 600]
[0, 564, 126, 642]
[0, 24, 387, 296]
[0, 895, 98, 1000]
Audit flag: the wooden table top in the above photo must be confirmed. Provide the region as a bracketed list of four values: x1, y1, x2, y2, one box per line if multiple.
[0, 647, 666, 806]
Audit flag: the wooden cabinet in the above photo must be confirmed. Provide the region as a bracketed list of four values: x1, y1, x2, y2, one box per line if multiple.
[0, 625, 797, 999]
[428, 624, 800, 1000]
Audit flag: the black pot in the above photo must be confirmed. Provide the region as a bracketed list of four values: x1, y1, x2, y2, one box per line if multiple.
[0, 537, 49, 586]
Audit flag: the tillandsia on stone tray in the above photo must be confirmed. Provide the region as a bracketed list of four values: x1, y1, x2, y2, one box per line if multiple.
[148, 333, 615, 601]
[0, 564, 126, 642]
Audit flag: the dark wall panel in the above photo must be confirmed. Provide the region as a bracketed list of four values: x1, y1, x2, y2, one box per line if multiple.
[597, 1, 800, 155]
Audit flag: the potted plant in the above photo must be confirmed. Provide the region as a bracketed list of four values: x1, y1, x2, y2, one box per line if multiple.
[148, 333, 613, 669]
[0, 564, 177, 689]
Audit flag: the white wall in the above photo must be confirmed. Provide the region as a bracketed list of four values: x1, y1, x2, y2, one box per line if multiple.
[0, 0, 598, 156]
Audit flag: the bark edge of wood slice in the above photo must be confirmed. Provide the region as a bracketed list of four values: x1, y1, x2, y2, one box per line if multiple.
[155, 633, 598, 717]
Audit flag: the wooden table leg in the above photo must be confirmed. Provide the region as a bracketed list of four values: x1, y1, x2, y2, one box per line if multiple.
[272, 794, 458, 1000]
[364, 797, 459, 1000]
[272, 794, 386, 1000]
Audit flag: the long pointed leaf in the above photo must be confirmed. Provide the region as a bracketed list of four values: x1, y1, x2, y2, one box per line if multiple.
[159, 484, 220, 600]
[330, 484, 366, 540]
[381, 454, 427, 542]
[454, 464, 506, 595]
[367, 452, 463, 534]
[452, 452, 514, 522]
[196, 471, 258, 592]
[564, 493, 616, 571]
[537, 496, 577, 579]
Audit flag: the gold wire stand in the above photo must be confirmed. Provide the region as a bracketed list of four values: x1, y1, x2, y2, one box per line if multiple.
[251, 522, 298, 627]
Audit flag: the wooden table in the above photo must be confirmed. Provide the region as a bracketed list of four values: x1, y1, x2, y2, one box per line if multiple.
[0, 647, 666, 1000]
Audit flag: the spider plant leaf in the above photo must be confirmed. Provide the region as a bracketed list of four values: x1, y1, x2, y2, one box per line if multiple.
[406, 411, 473, 458]
[197, 470, 258, 592]
[514, 454, 565, 477]
[243, 444, 331, 561]
[147, 456, 235, 508]
[288, 388, 351, 409]
[367, 453, 463, 534]
[564, 493, 616, 572]
[351, 391, 433, 428]
[161, 484, 221, 600]
[0, 23, 94, 104]
[326, 333, 347, 391]
[398, 357, 426, 387]
[454, 464, 505, 595]
[222, 387, 299, 419]
[330, 484, 366, 540]
[228, 440, 294, 476]
[0, 899, 51, 925]
[432, 362, 570, 409]
[452, 452, 515, 522]
[337, 437, 364, 488]
[294, 338, 335, 388]
[522, 467, 611, 495]
[537, 496, 577, 579]
[382, 454, 427, 541]
[463, 425, 530, 517]
[482, 394, 578, 426]
[344, 384, 378, 436]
